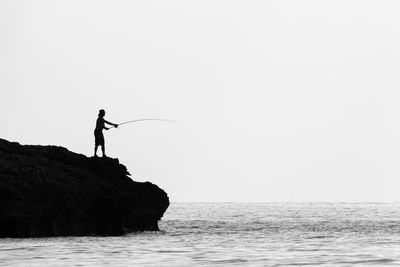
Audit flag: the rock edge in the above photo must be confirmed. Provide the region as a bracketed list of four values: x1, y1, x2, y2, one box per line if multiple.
[0, 138, 169, 237]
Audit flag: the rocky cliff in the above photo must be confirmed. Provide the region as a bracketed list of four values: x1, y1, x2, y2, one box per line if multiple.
[0, 138, 169, 237]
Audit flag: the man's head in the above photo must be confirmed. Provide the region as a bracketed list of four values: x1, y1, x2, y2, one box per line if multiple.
[98, 109, 105, 117]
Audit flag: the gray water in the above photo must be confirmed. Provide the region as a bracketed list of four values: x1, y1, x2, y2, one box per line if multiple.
[1, 203, 400, 266]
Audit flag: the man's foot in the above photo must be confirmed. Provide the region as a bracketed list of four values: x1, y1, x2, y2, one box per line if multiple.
[102, 154, 107, 158]
[94, 154, 98, 158]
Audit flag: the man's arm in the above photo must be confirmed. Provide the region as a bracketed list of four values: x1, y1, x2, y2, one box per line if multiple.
[104, 119, 118, 128]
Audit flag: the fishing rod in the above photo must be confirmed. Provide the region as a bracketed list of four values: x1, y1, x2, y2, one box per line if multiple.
[110, 118, 175, 129]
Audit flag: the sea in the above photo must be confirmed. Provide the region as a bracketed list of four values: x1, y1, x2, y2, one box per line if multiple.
[1, 202, 400, 266]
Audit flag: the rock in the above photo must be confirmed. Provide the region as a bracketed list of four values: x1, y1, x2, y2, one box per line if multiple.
[0, 138, 169, 237]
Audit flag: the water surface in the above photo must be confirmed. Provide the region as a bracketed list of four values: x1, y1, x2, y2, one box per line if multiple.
[1, 203, 400, 266]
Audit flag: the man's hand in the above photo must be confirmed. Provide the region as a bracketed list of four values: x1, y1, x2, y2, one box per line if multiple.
[114, 124, 118, 128]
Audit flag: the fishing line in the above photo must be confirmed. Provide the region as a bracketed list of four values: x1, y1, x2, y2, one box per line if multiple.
[111, 119, 175, 129]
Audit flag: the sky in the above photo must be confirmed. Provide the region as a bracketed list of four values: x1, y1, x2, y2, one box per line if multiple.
[1, 0, 400, 202]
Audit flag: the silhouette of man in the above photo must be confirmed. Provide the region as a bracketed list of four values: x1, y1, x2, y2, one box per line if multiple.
[94, 109, 118, 158]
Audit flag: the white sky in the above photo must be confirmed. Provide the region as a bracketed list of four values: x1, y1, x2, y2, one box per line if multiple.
[1, 0, 400, 202]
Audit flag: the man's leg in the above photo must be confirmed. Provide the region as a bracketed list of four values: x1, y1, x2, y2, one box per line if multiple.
[94, 145, 99, 157]
[101, 144, 106, 158]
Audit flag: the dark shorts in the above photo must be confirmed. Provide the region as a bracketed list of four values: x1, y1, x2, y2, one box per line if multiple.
[94, 130, 104, 146]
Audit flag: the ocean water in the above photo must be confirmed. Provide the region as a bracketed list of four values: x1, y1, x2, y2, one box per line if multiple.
[1, 203, 400, 266]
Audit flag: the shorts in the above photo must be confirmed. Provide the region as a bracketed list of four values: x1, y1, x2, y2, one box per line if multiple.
[94, 130, 104, 146]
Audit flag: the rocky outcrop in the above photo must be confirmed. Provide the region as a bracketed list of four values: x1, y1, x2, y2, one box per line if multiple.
[0, 138, 169, 237]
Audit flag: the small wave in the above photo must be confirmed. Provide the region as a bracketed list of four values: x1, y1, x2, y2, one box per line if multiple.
[156, 250, 190, 253]
[305, 235, 333, 239]
[211, 258, 249, 264]
[277, 262, 324, 266]
[338, 258, 395, 264]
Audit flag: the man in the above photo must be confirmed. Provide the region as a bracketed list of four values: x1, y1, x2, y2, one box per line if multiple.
[94, 109, 118, 157]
